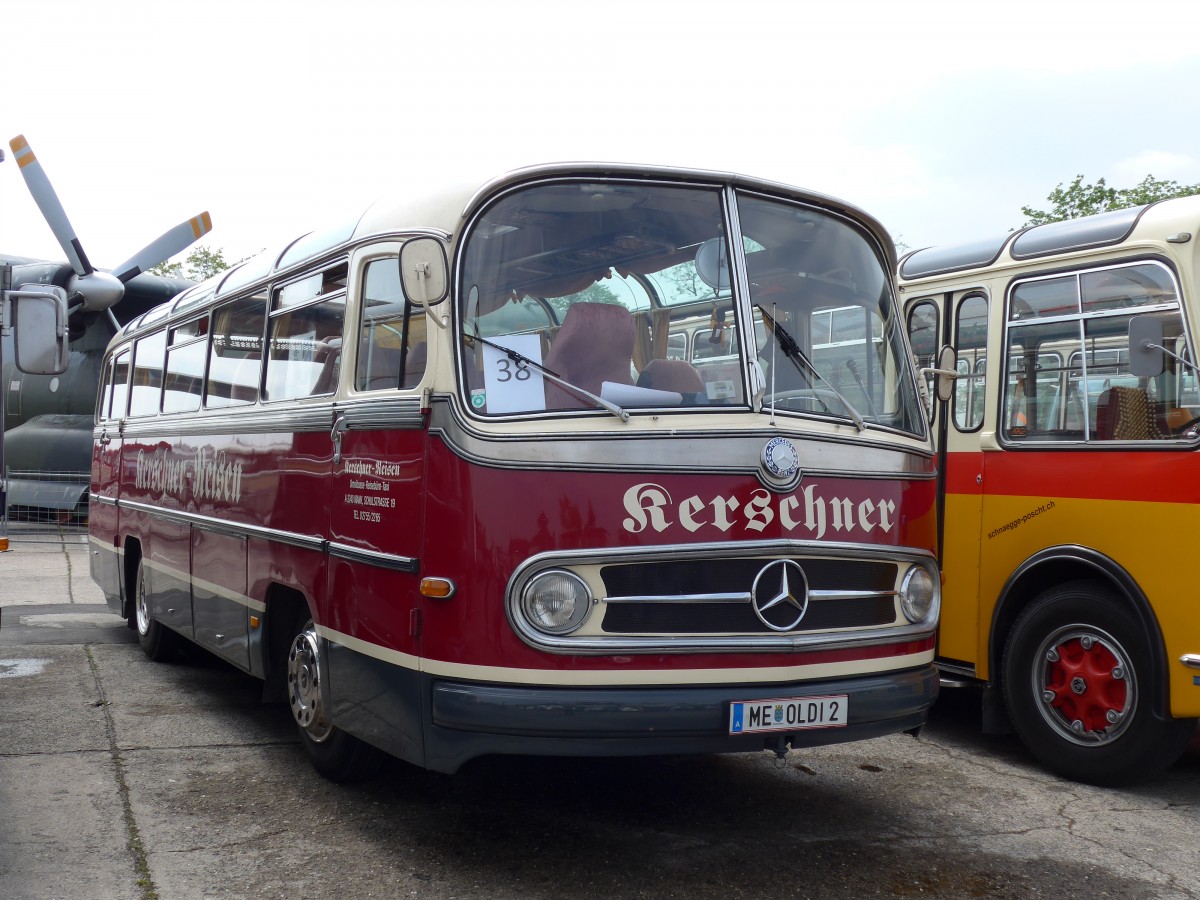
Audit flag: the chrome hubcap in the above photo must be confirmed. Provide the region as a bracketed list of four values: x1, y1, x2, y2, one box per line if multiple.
[135, 568, 150, 636]
[287, 625, 333, 742]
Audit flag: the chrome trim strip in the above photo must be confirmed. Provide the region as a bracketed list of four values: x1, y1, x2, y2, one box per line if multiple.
[115, 498, 422, 574]
[519, 624, 934, 656]
[91, 492, 117, 507]
[809, 589, 899, 602]
[936, 660, 978, 680]
[336, 397, 426, 430]
[603, 592, 751, 605]
[1180, 654, 1200, 670]
[117, 405, 336, 438]
[328, 541, 418, 573]
[603, 588, 897, 605]
[518, 537, 934, 569]
[118, 498, 325, 552]
[109, 397, 426, 440]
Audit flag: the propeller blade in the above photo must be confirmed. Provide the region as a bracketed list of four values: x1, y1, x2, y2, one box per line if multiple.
[111, 211, 213, 283]
[8, 134, 94, 277]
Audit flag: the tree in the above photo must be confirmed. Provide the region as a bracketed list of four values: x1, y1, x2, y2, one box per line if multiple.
[1022, 174, 1200, 226]
[149, 245, 243, 281]
[546, 282, 622, 316]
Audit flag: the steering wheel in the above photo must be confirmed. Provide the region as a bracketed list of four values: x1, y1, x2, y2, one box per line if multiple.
[1173, 414, 1200, 435]
[764, 388, 847, 415]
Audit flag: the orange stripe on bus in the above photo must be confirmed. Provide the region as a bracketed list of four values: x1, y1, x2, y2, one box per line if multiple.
[944, 449, 1200, 504]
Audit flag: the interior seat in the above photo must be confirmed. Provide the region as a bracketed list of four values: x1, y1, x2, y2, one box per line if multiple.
[636, 358, 705, 395]
[1094, 386, 1162, 440]
[542, 303, 635, 408]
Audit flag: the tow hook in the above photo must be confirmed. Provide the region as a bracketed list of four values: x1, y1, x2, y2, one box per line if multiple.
[768, 734, 789, 761]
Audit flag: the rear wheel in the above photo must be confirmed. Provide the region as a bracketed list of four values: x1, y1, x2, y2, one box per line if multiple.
[132, 558, 181, 662]
[1002, 581, 1196, 785]
[287, 618, 384, 782]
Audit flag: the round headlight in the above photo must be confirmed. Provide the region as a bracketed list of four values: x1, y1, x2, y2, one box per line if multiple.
[521, 570, 592, 634]
[899, 565, 939, 624]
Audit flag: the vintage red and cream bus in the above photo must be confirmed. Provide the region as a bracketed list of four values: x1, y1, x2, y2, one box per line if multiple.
[900, 196, 1200, 784]
[89, 163, 940, 780]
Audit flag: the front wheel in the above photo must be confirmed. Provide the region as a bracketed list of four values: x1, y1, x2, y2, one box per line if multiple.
[286, 618, 385, 782]
[1002, 581, 1196, 785]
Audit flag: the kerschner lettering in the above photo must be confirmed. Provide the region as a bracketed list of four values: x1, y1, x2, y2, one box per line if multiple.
[621, 481, 896, 538]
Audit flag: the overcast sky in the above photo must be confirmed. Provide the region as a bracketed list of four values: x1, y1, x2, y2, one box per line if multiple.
[3, 0, 1200, 271]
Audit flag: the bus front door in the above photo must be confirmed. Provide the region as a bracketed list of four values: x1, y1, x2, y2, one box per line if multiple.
[937, 295, 989, 672]
[326, 413, 427, 765]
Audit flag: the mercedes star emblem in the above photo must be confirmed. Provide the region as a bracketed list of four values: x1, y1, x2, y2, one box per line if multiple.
[750, 559, 809, 631]
[761, 436, 800, 481]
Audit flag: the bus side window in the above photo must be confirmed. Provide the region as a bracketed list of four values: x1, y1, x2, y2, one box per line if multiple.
[206, 293, 267, 409]
[1004, 263, 1190, 443]
[100, 350, 131, 424]
[265, 303, 344, 400]
[97, 358, 114, 422]
[128, 331, 166, 418]
[109, 348, 132, 420]
[163, 317, 208, 414]
[356, 257, 427, 391]
[265, 264, 347, 402]
[905, 299, 939, 404]
[953, 295, 987, 432]
[665, 330, 687, 361]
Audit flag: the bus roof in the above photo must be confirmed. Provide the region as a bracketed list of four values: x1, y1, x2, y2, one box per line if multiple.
[898, 193, 1200, 282]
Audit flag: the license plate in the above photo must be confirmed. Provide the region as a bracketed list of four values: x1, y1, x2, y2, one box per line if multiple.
[729, 695, 848, 734]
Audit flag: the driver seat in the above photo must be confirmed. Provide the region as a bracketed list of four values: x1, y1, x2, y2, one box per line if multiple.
[543, 303, 635, 408]
[1094, 386, 1162, 441]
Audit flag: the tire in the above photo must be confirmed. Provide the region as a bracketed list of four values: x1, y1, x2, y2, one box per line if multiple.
[132, 558, 181, 662]
[286, 618, 385, 782]
[1002, 580, 1196, 786]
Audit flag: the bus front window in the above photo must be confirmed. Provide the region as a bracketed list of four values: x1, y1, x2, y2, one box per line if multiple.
[459, 181, 738, 416]
[740, 197, 923, 435]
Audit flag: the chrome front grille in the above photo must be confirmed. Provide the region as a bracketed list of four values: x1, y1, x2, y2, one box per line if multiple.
[505, 541, 934, 655]
[599, 557, 898, 635]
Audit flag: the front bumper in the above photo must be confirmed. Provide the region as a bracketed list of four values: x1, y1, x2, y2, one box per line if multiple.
[422, 664, 938, 773]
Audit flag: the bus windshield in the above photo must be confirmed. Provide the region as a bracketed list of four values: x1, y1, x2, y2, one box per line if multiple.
[458, 180, 922, 434]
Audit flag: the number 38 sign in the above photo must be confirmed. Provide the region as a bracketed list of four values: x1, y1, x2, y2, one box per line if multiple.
[480, 334, 546, 413]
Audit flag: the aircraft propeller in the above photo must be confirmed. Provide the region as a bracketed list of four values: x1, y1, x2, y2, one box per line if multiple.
[8, 133, 212, 313]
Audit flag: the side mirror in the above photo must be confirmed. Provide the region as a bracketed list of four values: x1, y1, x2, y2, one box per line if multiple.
[1129, 315, 1166, 377]
[5, 286, 69, 375]
[935, 344, 957, 403]
[918, 344, 958, 407]
[399, 237, 449, 306]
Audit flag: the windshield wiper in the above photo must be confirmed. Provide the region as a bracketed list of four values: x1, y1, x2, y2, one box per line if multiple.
[843, 358, 880, 420]
[756, 304, 865, 431]
[464, 333, 630, 422]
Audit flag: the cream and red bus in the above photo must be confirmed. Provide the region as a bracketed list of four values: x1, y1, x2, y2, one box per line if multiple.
[900, 196, 1200, 784]
[89, 163, 940, 780]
